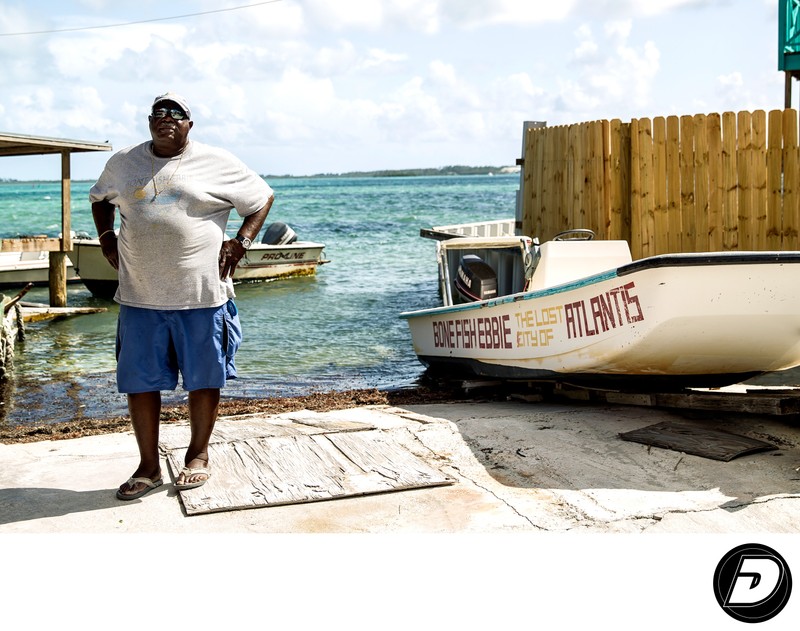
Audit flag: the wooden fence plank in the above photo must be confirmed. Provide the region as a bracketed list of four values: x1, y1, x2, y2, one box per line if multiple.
[752, 110, 768, 250]
[590, 120, 605, 235]
[629, 119, 642, 258]
[555, 124, 570, 237]
[737, 111, 754, 249]
[782, 108, 799, 249]
[693, 114, 709, 253]
[722, 112, 738, 250]
[665, 115, 681, 251]
[568, 123, 582, 233]
[767, 109, 783, 250]
[550, 125, 571, 236]
[707, 113, 723, 251]
[530, 126, 546, 239]
[578, 122, 591, 231]
[540, 124, 555, 239]
[521, 126, 538, 240]
[678, 115, 695, 251]
[653, 116, 669, 253]
[602, 119, 613, 238]
[638, 118, 656, 257]
[609, 119, 631, 242]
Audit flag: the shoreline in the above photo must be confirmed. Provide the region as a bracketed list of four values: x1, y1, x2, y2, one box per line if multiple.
[0, 384, 469, 445]
[4, 365, 800, 445]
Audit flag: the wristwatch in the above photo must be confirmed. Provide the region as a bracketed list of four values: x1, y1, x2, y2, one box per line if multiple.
[235, 234, 252, 250]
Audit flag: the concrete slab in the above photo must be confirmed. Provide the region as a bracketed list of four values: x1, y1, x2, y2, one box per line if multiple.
[1, 399, 799, 534]
[6, 398, 800, 630]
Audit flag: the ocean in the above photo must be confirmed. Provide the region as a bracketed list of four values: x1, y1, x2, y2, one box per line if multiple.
[0, 173, 520, 425]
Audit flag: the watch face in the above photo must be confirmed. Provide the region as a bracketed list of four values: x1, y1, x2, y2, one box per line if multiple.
[238, 235, 252, 248]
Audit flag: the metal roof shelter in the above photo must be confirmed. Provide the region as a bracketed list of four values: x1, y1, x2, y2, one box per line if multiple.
[0, 132, 112, 306]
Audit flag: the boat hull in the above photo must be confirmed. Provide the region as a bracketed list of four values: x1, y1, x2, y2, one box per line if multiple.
[70, 238, 326, 299]
[0, 251, 79, 288]
[402, 252, 800, 388]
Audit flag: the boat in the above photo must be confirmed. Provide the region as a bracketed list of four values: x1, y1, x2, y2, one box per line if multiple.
[400, 220, 800, 389]
[0, 246, 80, 289]
[70, 222, 328, 299]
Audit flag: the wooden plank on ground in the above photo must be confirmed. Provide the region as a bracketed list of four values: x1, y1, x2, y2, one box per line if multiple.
[620, 421, 777, 461]
[158, 415, 374, 448]
[546, 384, 800, 415]
[168, 427, 455, 516]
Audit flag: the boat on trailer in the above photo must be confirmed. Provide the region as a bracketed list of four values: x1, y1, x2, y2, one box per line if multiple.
[70, 221, 327, 299]
[400, 221, 800, 389]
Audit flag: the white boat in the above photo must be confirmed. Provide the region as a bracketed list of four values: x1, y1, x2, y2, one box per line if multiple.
[400, 221, 800, 389]
[70, 222, 327, 299]
[0, 249, 79, 289]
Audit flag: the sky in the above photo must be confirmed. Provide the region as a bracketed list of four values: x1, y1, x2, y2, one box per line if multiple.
[0, 0, 787, 180]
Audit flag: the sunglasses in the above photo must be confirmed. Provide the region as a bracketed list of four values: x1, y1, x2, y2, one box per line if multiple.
[151, 107, 188, 121]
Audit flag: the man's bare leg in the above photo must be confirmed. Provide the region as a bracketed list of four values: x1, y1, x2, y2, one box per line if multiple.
[176, 387, 220, 486]
[117, 391, 162, 497]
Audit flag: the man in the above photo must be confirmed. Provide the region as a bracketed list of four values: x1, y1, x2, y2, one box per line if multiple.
[90, 92, 274, 500]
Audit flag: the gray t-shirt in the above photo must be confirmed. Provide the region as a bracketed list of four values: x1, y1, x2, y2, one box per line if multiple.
[89, 139, 273, 309]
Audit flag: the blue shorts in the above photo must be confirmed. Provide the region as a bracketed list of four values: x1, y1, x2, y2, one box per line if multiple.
[115, 301, 242, 394]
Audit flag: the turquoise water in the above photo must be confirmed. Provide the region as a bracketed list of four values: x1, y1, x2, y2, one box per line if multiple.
[0, 174, 519, 424]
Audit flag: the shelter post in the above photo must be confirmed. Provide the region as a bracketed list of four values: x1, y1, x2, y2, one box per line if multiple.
[49, 149, 72, 307]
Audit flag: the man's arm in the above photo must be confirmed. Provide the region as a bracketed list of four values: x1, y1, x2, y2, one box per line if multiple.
[218, 193, 275, 280]
[91, 199, 119, 270]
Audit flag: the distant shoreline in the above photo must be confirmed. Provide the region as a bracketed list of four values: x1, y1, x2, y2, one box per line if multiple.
[263, 165, 521, 179]
[0, 165, 520, 184]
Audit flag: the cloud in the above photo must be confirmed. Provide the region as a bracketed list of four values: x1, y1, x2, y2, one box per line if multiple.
[0, 0, 783, 179]
[565, 21, 661, 115]
[438, 0, 577, 28]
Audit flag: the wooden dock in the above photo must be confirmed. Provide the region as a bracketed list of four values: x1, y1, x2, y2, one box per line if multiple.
[19, 302, 107, 323]
[457, 378, 800, 416]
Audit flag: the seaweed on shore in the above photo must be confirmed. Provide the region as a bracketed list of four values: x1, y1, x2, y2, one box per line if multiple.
[0, 385, 467, 444]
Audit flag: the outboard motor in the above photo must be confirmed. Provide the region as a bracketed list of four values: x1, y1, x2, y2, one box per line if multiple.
[261, 221, 297, 245]
[454, 254, 497, 302]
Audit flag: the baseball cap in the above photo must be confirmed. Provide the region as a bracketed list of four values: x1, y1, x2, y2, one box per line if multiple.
[152, 92, 191, 120]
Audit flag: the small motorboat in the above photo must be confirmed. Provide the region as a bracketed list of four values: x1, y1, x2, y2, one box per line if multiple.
[70, 222, 327, 299]
[401, 221, 800, 389]
[0, 245, 79, 289]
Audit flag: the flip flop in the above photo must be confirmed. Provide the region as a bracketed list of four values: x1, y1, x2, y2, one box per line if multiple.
[174, 466, 210, 490]
[116, 476, 163, 501]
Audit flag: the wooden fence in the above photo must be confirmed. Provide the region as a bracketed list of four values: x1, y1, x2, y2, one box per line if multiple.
[519, 109, 800, 259]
